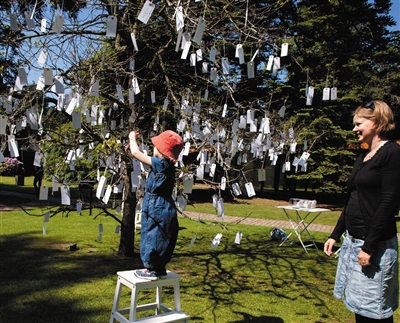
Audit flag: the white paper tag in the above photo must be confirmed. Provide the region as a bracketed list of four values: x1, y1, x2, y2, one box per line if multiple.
[65, 97, 77, 115]
[18, 68, 28, 85]
[322, 87, 330, 100]
[115, 225, 121, 233]
[175, 6, 184, 31]
[209, 46, 217, 62]
[258, 169, 266, 181]
[234, 232, 243, 244]
[43, 224, 46, 235]
[196, 48, 203, 61]
[132, 77, 140, 94]
[245, 182, 256, 197]
[41, 18, 46, 32]
[10, 13, 18, 30]
[53, 76, 64, 94]
[281, 43, 289, 57]
[298, 152, 310, 166]
[96, 176, 107, 199]
[210, 67, 217, 81]
[211, 233, 223, 249]
[102, 185, 112, 204]
[44, 212, 50, 223]
[232, 183, 242, 196]
[52, 14, 64, 33]
[37, 48, 48, 67]
[39, 186, 49, 200]
[222, 57, 229, 75]
[138, 0, 155, 24]
[236, 44, 245, 64]
[130, 32, 139, 51]
[76, 202, 82, 213]
[193, 17, 206, 45]
[183, 175, 194, 194]
[190, 235, 196, 248]
[217, 198, 224, 220]
[306, 86, 314, 105]
[181, 40, 191, 59]
[52, 176, 59, 192]
[61, 185, 70, 205]
[33, 152, 42, 167]
[106, 15, 117, 37]
[8, 135, 19, 158]
[331, 87, 337, 100]
[247, 61, 255, 79]
[267, 55, 274, 70]
[98, 223, 103, 233]
[43, 68, 53, 85]
[221, 176, 226, 191]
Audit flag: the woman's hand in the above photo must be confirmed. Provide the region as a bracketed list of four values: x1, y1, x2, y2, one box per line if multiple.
[324, 238, 337, 257]
[358, 250, 371, 267]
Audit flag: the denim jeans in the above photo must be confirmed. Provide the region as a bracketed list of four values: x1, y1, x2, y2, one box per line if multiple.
[334, 232, 398, 319]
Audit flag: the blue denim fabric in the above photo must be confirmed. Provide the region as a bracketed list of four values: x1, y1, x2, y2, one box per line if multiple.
[139, 157, 179, 272]
[334, 233, 398, 319]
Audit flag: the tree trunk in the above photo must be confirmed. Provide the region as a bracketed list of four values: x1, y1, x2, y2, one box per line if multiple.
[118, 166, 136, 258]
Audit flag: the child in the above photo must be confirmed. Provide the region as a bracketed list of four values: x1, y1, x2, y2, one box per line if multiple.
[126, 130, 184, 280]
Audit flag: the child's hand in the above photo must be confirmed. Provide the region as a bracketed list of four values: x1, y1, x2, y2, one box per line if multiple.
[128, 131, 137, 141]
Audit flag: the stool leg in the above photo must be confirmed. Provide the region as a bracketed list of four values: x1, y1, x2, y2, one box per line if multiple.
[128, 285, 138, 322]
[174, 281, 181, 311]
[110, 278, 122, 323]
[156, 286, 162, 314]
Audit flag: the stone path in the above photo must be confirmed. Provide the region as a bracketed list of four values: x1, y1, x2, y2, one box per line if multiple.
[182, 211, 335, 233]
[0, 189, 334, 234]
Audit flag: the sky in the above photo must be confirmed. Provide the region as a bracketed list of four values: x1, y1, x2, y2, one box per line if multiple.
[390, 0, 400, 30]
[391, 0, 400, 30]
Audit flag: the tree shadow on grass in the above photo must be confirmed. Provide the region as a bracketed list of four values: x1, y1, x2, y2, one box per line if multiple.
[0, 232, 142, 323]
[173, 231, 341, 323]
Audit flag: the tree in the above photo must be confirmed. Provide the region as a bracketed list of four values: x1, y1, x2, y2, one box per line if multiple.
[1, 0, 399, 257]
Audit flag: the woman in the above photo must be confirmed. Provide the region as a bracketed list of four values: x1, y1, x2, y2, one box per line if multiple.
[324, 100, 400, 323]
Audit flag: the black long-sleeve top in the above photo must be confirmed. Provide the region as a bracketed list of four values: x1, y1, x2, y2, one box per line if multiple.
[330, 141, 400, 253]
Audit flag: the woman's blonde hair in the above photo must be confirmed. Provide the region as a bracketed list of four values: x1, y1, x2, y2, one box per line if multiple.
[353, 100, 395, 135]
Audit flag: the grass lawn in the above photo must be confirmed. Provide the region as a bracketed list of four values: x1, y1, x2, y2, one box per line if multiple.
[1, 177, 399, 323]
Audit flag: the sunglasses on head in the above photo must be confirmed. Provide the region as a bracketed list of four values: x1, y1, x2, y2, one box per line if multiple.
[362, 101, 375, 111]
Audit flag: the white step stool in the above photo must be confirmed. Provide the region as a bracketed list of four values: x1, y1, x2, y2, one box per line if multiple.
[109, 270, 190, 323]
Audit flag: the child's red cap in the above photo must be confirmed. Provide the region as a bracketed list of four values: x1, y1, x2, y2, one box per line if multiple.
[151, 130, 184, 160]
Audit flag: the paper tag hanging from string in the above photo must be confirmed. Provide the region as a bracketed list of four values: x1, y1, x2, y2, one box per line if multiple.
[247, 61, 255, 79]
[217, 198, 224, 220]
[44, 212, 50, 223]
[232, 183, 242, 196]
[190, 235, 196, 248]
[245, 182, 256, 197]
[258, 169, 266, 181]
[130, 32, 139, 51]
[281, 43, 289, 57]
[211, 233, 223, 249]
[209, 46, 217, 62]
[193, 17, 206, 45]
[61, 185, 70, 205]
[52, 14, 64, 33]
[306, 86, 314, 105]
[137, 0, 155, 24]
[39, 186, 49, 200]
[106, 15, 117, 37]
[235, 44, 245, 64]
[76, 202, 82, 214]
[266, 55, 274, 70]
[323, 87, 330, 101]
[331, 87, 337, 100]
[234, 232, 243, 244]
[175, 6, 184, 31]
[102, 185, 112, 204]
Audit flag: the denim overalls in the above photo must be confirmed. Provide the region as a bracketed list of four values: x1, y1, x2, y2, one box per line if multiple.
[139, 157, 179, 273]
